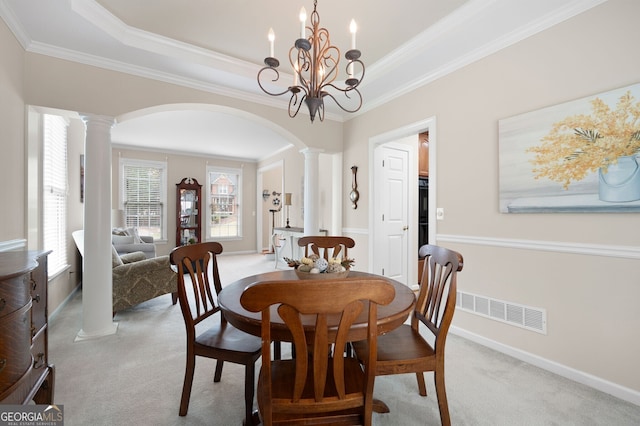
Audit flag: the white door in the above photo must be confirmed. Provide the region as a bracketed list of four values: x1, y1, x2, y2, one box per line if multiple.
[373, 143, 410, 284]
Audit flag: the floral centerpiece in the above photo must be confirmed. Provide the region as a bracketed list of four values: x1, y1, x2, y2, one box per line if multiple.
[284, 255, 354, 279]
[527, 91, 640, 201]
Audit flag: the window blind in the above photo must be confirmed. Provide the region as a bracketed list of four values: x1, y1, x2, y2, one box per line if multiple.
[43, 114, 68, 277]
[121, 161, 165, 239]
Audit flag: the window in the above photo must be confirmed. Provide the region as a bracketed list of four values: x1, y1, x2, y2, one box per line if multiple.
[119, 159, 167, 240]
[43, 114, 69, 277]
[207, 166, 242, 239]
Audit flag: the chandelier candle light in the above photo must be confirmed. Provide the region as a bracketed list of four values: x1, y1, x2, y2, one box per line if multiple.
[258, 0, 364, 123]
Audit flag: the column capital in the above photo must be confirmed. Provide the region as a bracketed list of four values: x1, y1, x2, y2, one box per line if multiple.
[300, 147, 324, 157]
[80, 113, 115, 129]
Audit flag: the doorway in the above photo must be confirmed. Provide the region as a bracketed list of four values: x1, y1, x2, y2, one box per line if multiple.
[369, 117, 436, 288]
[257, 161, 284, 253]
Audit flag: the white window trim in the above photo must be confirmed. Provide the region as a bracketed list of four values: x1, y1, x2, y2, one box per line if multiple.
[118, 158, 168, 242]
[42, 114, 70, 277]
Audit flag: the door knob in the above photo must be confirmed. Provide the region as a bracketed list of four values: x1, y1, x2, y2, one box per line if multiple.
[402, 226, 408, 231]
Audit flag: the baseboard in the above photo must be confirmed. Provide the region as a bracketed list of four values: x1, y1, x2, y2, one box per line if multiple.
[450, 326, 640, 407]
[49, 285, 82, 321]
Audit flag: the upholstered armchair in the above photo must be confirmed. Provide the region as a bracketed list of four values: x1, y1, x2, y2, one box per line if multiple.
[112, 248, 178, 313]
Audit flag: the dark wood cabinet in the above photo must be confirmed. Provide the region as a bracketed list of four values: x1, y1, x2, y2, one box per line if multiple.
[418, 131, 429, 177]
[176, 177, 202, 247]
[0, 250, 54, 404]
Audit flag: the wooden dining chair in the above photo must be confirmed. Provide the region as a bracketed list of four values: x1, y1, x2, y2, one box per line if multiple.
[170, 242, 262, 425]
[297, 235, 355, 260]
[240, 277, 395, 426]
[352, 244, 463, 426]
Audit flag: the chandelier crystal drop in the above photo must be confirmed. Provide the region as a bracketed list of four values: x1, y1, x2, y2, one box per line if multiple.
[257, 0, 365, 123]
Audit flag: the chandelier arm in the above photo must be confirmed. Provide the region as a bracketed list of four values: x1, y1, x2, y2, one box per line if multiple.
[318, 56, 338, 89]
[321, 88, 363, 114]
[257, 67, 294, 97]
[288, 91, 307, 118]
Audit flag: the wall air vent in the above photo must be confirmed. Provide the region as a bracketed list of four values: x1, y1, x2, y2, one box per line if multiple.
[456, 290, 547, 334]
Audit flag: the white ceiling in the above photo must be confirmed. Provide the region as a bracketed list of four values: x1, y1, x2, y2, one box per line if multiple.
[1, 0, 606, 161]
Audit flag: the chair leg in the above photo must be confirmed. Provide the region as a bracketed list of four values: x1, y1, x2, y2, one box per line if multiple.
[434, 368, 451, 426]
[214, 359, 224, 382]
[243, 362, 256, 426]
[180, 354, 196, 416]
[416, 371, 427, 396]
[171, 292, 178, 305]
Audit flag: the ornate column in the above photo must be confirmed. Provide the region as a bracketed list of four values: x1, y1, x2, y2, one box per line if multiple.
[76, 114, 118, 341]
[301, 148, 323, 236]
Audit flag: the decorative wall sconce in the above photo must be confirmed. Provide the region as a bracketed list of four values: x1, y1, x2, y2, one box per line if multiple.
[262, 190, 270, 201]
[272, 191, 281, 206]
[350, 166, 359, 209]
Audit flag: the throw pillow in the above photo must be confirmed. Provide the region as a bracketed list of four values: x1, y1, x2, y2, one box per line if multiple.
[112, 245, 123, 268]
[125, 227, 144, 244]
[112, 228, 127, 236]
[112, 235, 134, 245]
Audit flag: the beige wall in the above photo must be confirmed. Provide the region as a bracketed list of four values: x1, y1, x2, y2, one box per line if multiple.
[0, 17, 25, 241]
[343, 0, 640, 394]
[260, 162, 283, 250]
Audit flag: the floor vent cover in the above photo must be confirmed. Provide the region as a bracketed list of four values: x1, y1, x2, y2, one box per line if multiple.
[456, 290, 547, 334]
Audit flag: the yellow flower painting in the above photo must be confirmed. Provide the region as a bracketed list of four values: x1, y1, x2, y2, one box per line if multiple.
[498, 83, 640, 213]
[528, 91, 640, 189]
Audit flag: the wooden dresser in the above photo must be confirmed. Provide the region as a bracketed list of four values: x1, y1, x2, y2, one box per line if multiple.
[0, 250, 54, 404]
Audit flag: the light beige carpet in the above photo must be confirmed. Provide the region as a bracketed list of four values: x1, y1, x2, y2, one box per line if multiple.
[49, 253, 640, 425]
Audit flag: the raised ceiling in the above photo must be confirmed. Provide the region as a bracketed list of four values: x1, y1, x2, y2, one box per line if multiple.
[0, 0, 606, 160]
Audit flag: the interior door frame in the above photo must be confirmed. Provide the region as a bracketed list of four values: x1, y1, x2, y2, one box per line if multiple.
[368, 117, 436, 287]
[256, 160, 284, 254]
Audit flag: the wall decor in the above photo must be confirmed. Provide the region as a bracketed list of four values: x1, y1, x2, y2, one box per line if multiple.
[498, 82, 640, 213]
[272, 191, 281, 206]
[350, 166, 359, 209]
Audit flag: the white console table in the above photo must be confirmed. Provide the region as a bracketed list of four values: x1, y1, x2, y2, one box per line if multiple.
[272, 227, 328, 268]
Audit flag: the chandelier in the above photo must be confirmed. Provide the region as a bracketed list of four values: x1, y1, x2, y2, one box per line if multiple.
[257, 0, 364, 123]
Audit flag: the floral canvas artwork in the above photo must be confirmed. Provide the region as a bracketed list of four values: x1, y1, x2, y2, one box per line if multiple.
[498, 83, 640, 213]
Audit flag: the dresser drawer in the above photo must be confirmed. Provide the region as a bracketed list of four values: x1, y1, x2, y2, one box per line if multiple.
[0, 274, 31, 316]
[0, 303, 32, 394]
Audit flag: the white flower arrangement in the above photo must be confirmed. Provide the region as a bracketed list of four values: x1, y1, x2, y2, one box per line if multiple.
[284, 254, 354, 274]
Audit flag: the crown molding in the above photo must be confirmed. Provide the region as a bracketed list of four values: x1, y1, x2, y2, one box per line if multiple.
[0, 0, 30, 48]
[355, 0, 608, 117]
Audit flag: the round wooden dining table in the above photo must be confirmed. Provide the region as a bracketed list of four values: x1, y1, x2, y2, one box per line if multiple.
[218, 269, 416, 344]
